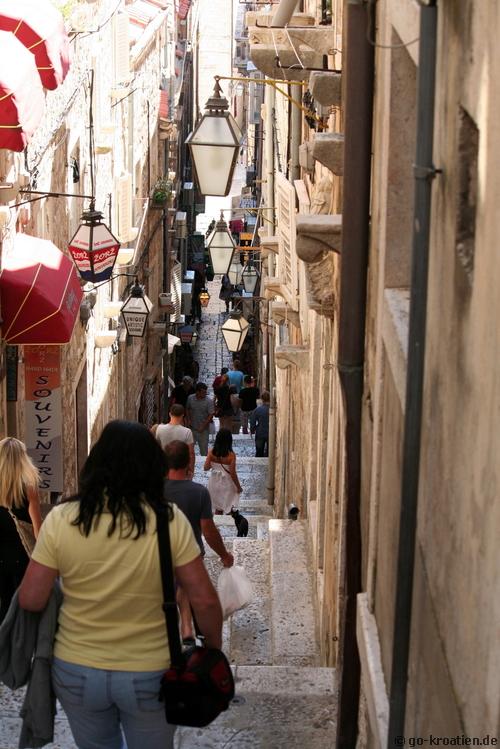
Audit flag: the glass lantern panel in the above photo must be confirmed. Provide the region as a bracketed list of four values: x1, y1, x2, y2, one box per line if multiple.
[208, 229, 235, 250]
[209, 246, 234, 275]
[190, 143, 237, 196]
[191, 114, 241, 146]
[228, 259, 243, 286]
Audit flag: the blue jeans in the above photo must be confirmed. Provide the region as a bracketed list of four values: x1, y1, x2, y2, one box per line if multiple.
[191, 428, 209, 455]
[52, 657, 175, 749]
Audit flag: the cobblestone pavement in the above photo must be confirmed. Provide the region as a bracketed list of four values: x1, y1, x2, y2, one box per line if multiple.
[191, 278, 232, 393]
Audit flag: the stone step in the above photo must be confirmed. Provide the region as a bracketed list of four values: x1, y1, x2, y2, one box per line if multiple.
[174, 665, 337, 748]
[229, 539, 272, 666]
[213, 514, 272, 539]
[269, 519, 320, 667]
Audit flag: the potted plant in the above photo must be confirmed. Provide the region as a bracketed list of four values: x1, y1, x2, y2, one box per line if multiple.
[151, 177, 173, 208]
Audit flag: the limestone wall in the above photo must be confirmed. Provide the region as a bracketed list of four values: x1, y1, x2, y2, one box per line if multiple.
[0, 2, 173, 488]
[360, 0, 500, 740]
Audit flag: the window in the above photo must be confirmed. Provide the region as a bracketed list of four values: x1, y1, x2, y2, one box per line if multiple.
[455, 107, 478, 284]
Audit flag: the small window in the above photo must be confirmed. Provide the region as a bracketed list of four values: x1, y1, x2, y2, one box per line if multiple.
[456, 107, 479, 284]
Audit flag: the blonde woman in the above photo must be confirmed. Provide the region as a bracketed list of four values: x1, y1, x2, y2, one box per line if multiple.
[0, 437, 41, 622]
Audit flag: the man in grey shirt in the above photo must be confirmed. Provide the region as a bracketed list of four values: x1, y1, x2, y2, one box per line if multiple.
[186, 382, 214, 456]
[163, 440, 233, 642]
[155, 404, 195, 476]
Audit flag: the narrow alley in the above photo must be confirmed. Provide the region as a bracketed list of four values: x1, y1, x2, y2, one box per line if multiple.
[0, 284, 336, 748]
[0, 0, 499, 746]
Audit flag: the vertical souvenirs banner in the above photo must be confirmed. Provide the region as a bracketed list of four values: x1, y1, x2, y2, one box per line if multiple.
[24, 346, 63, 492]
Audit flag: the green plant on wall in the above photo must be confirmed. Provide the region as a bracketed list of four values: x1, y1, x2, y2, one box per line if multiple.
[52, 0, 78, 22]
[151, 177, 173, 205]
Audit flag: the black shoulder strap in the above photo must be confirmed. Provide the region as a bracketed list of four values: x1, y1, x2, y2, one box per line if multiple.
[156, 506, 183, 668]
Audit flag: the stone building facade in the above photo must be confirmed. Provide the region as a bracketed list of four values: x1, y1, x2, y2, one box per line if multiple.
[358, 0, 500, 743]
[0, 0, 178, 494]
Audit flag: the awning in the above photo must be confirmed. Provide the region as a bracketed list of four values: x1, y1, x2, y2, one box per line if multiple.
[0, 31, 45, 151]
[177, 0, 191, 20]
[0, 234, 83, 345]
[0, 0, 70, 90]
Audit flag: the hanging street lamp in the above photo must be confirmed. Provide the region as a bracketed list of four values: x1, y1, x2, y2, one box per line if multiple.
[241, 261, 260, 294]
[221, 310, 249, 353]
[207, 214, 235, 275]
[227, 254, 243, 286]
[121, 282, 153, 337]
[69, 206, 120, 283]
[179, 324, 195, 344]
[198, 288, 210, 307]
[185, 78, 242, 197]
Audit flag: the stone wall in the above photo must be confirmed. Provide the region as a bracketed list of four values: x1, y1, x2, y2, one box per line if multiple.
[0, 2, 174, 488]
[359, 0, 500, 741]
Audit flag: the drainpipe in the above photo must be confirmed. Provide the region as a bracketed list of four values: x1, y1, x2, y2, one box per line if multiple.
[388, 3, 438, 744]
[290, 84, 301, 183]
[161, 207, 171, 423]
[270, 0, 299, 28]
[336, 2, 374, 747]
[265, 82, 276, 507]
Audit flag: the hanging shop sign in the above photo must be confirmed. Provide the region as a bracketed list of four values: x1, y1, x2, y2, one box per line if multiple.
[24, 345, 63, 492]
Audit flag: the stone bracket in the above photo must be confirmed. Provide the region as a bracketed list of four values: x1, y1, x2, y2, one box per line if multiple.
[275, 344, 309, 370]
[309, 71, 342, 107]
[258, 233, 279, 259]
[296, 214, 342, 264]
[248, 25, 335, 82]
[271, 302, 301, 328]
[263, 276, 286, 300]
[311, 133, 344, 175]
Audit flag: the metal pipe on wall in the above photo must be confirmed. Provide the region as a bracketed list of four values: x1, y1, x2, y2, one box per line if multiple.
[270, 0, 299, 28]
[265, 81, 277, 507]
[388, 3, 438, 744]
[290, 84, 301, 184]
[336, 1, 375, 746]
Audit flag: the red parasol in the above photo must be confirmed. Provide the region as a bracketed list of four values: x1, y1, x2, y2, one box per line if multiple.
[0, 0, 70, 90]
[0, 234, 83, 345]
[0, 31, 45, 152]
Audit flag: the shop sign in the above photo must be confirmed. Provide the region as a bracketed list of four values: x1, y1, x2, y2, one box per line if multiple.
[24, 345, 63, 491]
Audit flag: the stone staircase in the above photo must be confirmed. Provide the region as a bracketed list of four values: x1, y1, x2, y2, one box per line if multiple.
[0, 449, 337, 749]
[174, 447, 338, 747]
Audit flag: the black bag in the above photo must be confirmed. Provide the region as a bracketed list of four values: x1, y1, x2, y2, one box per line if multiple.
[156, 507, 235, 727]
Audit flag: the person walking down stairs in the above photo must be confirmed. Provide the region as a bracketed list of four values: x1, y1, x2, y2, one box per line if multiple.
[163, 440, 233, 644]
[204, 429, 243, 514]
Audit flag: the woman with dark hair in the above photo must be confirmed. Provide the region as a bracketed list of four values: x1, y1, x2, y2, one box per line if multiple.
[204, 428, 243, 514]
[18, 420, 222, 749]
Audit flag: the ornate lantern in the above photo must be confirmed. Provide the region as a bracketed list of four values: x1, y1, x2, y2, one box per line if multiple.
[221, 310, 249, 352]
[241, 261, 260, 294]
[121, 282, 153, 337]
[185, 79, 242, 197]
[198, 289, 210, 307]
[69, 207, 120, 283]
[179, 325, 195, 344]
[207, 215, 235, 275]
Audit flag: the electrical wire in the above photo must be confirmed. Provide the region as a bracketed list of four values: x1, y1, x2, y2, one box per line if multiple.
[76, 0, 124, 41]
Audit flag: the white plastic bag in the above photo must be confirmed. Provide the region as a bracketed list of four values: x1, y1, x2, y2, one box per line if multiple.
[217, 565, 253, 619]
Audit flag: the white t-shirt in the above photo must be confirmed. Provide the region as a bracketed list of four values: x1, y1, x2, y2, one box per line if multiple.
[156, 423, 194, 450]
